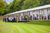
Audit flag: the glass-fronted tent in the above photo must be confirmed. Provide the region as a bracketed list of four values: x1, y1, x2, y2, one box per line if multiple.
[3, 4, 50, 22]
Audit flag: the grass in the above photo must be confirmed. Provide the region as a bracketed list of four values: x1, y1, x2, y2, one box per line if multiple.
[0, 21, 50, 33]
[28, 20, 50, 26]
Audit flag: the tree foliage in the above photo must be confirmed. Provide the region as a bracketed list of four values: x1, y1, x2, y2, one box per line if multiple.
[22, 0, 40, 9]
[8, 0, 25, 13]
[0, 0, 6, 15]
[0, 0, 50, 15]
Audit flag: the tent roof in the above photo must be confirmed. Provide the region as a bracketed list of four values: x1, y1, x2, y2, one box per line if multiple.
[5, 4, 50, 16]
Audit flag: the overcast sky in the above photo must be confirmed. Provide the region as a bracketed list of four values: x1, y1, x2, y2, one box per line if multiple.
[5, 0, 13, 4]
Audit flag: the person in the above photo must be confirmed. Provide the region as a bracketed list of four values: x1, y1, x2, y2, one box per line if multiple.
[12, 17, 16, 22]
[29, 16, 32, 20]
[3, 17, 8, 22]
[8, 17, 13, 22]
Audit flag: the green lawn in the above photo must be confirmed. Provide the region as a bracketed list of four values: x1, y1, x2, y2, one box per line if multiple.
[0, 21, 50, 33]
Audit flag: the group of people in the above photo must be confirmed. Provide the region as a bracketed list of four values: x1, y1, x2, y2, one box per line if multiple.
[29, 14, 50, 20]
[3, 17, 16, 22]
[3, 14, 50, 22]
[3, 16, 28, 22]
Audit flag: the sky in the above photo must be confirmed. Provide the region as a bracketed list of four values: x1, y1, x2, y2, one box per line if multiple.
[5, 0, 13, 4]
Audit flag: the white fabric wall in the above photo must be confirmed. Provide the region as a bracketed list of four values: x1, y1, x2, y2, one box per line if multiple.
[48, 8, 50, 14]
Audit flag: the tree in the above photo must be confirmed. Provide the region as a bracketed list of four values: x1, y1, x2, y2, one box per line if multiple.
[1, 0, 50, 15]
[8, 0, 25, 13]
[21, 0, 40, 10]
[46, 0, 50, 4]
[39, 0, 50, 6]
[0, 0, 6, 15]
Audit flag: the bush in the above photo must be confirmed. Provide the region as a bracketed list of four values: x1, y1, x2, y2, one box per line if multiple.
[28, 20, 50, 26]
